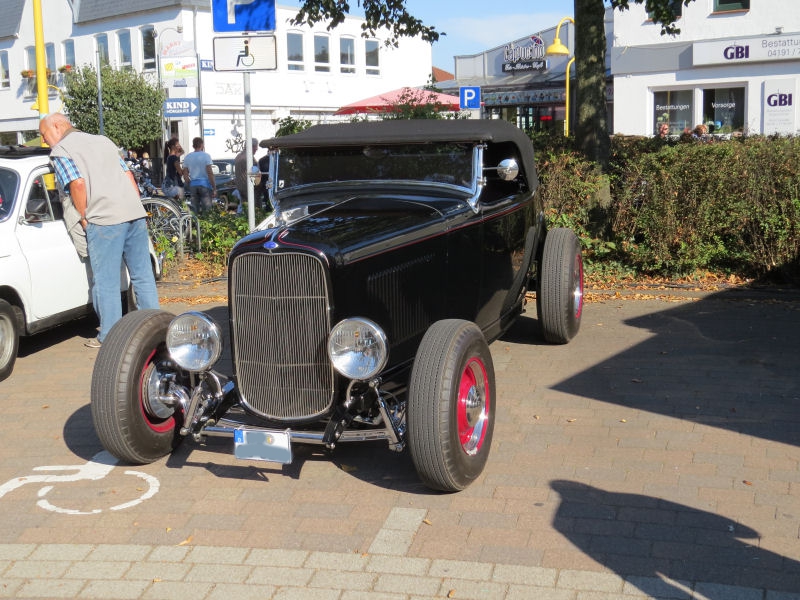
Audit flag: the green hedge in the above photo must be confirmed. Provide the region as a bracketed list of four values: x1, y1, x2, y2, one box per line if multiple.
[536, 134, 800, 282]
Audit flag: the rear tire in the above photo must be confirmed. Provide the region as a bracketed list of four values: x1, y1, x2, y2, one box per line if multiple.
[408, 320, 495, 492]
[0, 299, 19, 382]
[91, 309, 183, 464]
[537, 228, 584, 344]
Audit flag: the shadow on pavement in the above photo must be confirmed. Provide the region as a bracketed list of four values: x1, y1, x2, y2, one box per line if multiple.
[552, 288, 800, 446]
[551, 479, 800, 595]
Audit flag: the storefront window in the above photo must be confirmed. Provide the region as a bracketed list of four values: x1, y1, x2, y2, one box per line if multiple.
[287, 32, 304, 71]
[714, 0, 749, 11]
[340, 37, 355, 74]
[653, 89, 692, 135]
[0, 51, 8, 89]
[702, 87, 744, 133]
[365, 40, 379, 76]
[140, 27, 155, 71]
[314, 34, 329, 72]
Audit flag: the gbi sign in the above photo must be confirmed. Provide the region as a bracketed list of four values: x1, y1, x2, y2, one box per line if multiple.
[723, 44, 749, 60]
[767, 93, 793, 107]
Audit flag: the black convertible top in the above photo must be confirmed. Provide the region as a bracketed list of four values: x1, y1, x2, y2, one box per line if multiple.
[260, 119, 536, 182]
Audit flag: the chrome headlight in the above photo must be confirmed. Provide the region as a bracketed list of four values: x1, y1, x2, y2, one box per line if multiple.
[166, 312, 222, 371]
[328, 318, 388, 380]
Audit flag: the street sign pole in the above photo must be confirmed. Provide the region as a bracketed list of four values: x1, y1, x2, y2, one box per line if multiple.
[212, 0, 276, 231]
[244, 71, 255, 232]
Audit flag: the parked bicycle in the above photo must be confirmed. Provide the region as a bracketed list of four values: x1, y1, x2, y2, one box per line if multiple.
[140, 195, 201, 257]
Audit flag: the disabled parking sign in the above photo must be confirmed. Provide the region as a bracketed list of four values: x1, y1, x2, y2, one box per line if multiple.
[213, 35, 277, 71]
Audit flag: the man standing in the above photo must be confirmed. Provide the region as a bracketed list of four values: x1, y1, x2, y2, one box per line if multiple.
[39, 113, 159, 348]
[234, 137, 260, 211]
[183, 136, 216, 214]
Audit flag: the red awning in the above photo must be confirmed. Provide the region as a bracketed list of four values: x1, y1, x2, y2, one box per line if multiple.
[334, 86, 461, 115]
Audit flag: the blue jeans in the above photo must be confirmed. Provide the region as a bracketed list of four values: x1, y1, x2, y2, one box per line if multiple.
[86, 218, 160, 342]
[189, 185, 213, 214]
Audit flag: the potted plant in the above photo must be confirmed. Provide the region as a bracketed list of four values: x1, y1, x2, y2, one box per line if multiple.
[58, 64, 72, 73]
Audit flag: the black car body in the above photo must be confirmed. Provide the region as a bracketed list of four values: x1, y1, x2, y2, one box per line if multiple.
[91, 120, 583, 491]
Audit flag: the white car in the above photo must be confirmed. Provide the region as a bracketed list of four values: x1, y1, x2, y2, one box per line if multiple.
[0, 145, 161, 381]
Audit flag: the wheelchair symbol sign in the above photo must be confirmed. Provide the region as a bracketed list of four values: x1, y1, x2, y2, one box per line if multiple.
[213, 35, 277, 71]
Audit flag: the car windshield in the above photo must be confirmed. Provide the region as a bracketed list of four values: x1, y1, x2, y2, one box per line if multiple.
[0, 167, 20, 222]
[274, 143, 475, 193]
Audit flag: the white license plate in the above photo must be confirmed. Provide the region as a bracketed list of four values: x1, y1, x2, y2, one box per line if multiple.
[233, 429, 292, 464]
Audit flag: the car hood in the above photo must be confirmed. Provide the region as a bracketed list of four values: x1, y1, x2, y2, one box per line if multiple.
[234, 193, 464, 265]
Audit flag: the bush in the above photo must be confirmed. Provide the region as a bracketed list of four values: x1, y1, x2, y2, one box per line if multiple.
[611, 136, 800, 279]
[194, 207, 270, 265]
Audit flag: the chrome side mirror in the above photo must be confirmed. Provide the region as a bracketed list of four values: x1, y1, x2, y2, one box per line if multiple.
[496, 158, 519, 181]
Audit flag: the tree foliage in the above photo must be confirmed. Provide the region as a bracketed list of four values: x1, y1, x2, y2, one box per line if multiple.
[610, 0, 690, 35]
[62, 65, 164, 149]
[291, 0, 440, 47]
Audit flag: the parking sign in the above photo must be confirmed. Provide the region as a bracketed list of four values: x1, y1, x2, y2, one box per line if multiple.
[460, 86, 481, 110]
[212, 0, 276, 33]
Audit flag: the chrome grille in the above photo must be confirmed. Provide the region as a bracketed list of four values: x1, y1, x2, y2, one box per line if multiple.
[230, 252, 333, 421]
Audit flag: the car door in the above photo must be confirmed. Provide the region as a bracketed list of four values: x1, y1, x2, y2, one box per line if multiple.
[14, 169, 92, 322]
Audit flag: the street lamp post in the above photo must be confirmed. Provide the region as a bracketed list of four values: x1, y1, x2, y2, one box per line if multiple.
[546, 16, 575, 137]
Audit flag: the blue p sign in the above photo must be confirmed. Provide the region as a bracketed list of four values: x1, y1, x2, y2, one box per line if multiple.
[460, 86, 481, 110]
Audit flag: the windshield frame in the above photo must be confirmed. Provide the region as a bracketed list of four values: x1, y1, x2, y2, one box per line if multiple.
[267, 143, 484, 220]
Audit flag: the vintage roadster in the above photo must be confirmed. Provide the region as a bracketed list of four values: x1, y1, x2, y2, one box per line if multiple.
[91, 119, 583, 492]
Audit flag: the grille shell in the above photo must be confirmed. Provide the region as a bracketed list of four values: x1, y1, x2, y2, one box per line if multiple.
[230, 251, 334, 422]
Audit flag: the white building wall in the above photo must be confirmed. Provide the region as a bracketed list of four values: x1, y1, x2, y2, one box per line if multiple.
[612, 1, 800, 136]
[0, 2, 432, 158]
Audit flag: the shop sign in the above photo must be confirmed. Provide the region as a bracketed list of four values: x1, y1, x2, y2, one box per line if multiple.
[763, 79, 796, 135]
[161, 56, 198, 88]
[502, 36, 547, 73]
[694, 33, 800, 66]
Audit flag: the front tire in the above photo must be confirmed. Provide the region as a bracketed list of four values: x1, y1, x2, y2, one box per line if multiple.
[91, 309, 183, 464]
[537, 228, 584, 344]
[0, 299, 20, 382]
[408, 320, 495, 492]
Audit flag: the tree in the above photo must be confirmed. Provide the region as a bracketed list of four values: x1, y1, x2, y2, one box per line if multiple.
[575, 0, 694, 168]
[62, 64, 164, 150]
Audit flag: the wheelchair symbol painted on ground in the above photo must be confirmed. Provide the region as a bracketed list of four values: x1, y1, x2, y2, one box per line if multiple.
[0, 450, 159, 515]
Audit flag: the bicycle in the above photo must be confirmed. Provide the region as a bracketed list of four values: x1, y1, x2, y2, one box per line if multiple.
[141, 195, 201, 257]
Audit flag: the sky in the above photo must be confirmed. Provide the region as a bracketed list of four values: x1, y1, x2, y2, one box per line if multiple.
[280, 0, 575, 70]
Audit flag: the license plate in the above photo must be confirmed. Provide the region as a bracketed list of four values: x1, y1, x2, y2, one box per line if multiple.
[234, 429, 292, 464]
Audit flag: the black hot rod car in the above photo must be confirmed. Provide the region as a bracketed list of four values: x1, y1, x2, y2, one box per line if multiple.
[91, 119, 583, 492]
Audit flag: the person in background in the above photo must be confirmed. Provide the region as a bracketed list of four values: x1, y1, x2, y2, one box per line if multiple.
[182, 136, 216, 214]
[39, 113, 159, 348]
[162, 137, 187, 202]
[257, 152, 271, 210]
[657, 123, 669, 138]
[234, 137, 261, 212]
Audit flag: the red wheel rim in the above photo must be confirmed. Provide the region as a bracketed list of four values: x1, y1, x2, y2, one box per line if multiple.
[456, 357, 490, 455]
[138, 347, 176, 433]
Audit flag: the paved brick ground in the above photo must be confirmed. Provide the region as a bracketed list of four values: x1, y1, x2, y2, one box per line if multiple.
[0, 278, 798, 599]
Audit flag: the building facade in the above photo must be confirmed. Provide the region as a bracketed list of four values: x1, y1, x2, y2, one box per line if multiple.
[611, 0, 800, 136]
[0, 1, 432, 157]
